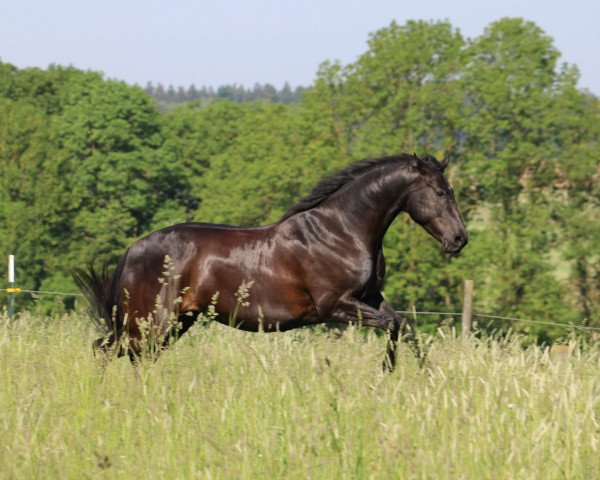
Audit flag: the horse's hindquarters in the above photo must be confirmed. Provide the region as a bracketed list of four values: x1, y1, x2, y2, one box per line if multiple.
[117, 223, 319, 338]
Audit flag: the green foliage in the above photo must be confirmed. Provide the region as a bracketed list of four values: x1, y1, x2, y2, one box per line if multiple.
[0, 65, 186, 305]
[195, 103, 318, 224]
[0, 16, 598, 335]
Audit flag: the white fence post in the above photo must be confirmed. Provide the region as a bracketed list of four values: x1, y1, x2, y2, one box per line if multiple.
[8, 255, 15, 320]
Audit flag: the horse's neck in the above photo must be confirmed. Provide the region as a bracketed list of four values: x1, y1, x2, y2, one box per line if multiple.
[326, 167, 416, 249]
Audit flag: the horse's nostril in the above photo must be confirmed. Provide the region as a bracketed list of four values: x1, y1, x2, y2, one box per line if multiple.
[454, 235, 463, 246]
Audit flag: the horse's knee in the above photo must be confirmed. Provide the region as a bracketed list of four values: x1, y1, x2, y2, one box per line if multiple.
[399, 317, 416, 342]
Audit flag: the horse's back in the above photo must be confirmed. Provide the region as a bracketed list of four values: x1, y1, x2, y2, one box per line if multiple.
[122, 222, 275, 288]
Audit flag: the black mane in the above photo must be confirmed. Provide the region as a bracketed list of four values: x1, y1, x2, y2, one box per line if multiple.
[281, 153, 443, 220]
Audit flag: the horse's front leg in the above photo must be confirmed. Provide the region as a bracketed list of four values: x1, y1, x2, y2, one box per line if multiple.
[378, 300, 424, 369]
[328, 296, 400, 372]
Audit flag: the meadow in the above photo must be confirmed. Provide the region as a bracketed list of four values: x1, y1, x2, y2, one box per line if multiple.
[0, 312, 598, 479]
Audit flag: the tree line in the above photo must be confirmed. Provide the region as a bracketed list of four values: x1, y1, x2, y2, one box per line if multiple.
[144, 81, 306, 110]
[0, 18, 598, 339]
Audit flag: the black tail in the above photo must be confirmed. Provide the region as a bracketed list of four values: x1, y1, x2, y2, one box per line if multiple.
[71, 252, 128, 336]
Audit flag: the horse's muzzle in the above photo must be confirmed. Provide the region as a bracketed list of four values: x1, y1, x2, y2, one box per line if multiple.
[443, 233, 468, 254]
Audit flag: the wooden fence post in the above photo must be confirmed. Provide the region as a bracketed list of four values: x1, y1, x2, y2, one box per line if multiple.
[462, 279, 474, 339]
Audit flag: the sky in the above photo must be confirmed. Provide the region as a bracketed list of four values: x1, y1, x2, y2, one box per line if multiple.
[1, 0, 599, 95]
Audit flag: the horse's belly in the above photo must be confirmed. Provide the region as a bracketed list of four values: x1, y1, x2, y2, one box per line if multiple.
[187, 265, 316, 331]
[208, 281, 316, 330]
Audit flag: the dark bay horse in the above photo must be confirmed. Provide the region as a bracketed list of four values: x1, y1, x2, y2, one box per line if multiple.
[73, 153, 467, 369]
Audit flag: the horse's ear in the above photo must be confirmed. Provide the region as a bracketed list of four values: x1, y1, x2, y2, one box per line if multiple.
[440, 153, 450, 171]
[416, 155, 430, 175]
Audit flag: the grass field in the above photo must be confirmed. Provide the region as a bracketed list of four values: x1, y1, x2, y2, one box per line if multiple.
[0, 312, 599, 479]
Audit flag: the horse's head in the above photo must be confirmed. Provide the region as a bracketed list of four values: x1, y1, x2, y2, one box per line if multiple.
[405, 154, 468, 254]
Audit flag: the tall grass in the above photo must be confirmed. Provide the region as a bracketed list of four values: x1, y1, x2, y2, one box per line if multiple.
[0, 312, 598, 479]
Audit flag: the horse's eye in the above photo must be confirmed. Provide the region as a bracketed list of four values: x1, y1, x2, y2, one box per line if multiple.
[436, 191, 445, 198]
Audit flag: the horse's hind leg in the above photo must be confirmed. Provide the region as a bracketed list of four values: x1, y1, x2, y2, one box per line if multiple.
[120, 265, 199, 365]
[124, 310, 200, 366]
[92, 333, 118, 373]
[175, 310, 200, 337]
[160, 310, 199, 347]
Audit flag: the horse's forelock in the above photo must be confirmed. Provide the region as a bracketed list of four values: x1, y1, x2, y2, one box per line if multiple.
[414, 154, 452, 175]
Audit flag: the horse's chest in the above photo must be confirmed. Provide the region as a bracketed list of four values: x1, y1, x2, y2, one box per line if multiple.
[334, 254, 378, 292]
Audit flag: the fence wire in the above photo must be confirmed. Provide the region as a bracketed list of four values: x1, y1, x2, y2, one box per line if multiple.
[395, 310, 600, 332]
[0, 288, 83, 296]
[0, 288, 598, 332]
